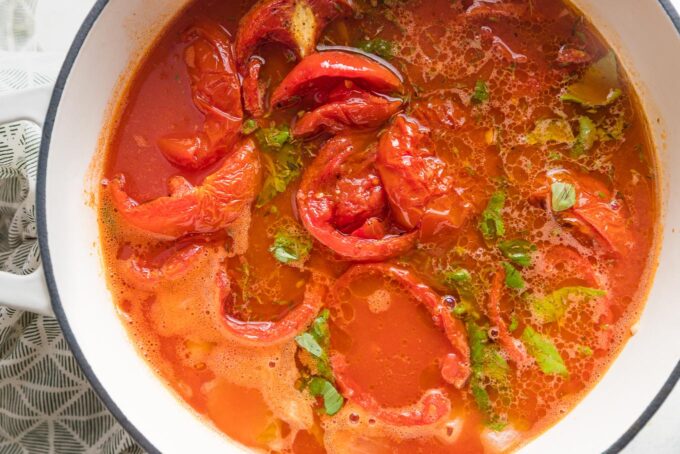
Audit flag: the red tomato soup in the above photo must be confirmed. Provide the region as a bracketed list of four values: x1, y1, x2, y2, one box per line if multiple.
[99, 0, 659, 452]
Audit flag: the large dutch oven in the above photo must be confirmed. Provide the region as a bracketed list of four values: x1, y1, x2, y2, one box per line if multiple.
[0, 1, 678, 452]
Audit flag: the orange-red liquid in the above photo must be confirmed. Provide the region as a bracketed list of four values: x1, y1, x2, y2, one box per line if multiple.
[99, 0, 659, 452]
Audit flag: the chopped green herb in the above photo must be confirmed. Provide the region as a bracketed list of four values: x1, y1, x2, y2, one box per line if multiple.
[548, 151, 562, 161]
[572, 116, 597, 157]
[531, 286, 606, 324]
[256, 124, 291, 148]
[598, 114, 627, 141]
[551, 182, 576, 212]
[308, 377, 344, 416]
[468, 321, 509, 428]
[472, 80, 490, 104]
[522, 326, 568, 377]
[561, 52, 622, 107]
[501, 262, 525, 290]
[526, 119, 575, 146]
[270, 227, 313, 264]
[295, 332, 324, 357]
[498, 239, 537, 267]
[479, 191, 506, 241]
[508, 314, 519, 332]
[257, 142, 303, 207]
[357, 38, 394, 59]
[444, 267, 472, 284]
[577, 345, 594, 357]
[242, 119, 259, 135]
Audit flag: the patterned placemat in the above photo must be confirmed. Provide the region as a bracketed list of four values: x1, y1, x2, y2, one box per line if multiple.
[0, 1, 144, 452]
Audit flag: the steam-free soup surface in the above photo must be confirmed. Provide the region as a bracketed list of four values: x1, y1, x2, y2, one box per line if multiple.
[100, 0, 658, 452]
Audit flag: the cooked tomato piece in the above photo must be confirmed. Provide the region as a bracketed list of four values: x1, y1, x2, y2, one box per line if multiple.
[328, 264, 470, 425]
[270, 51, 403, 109]
[532, 169, 633, 256]
[158, 20, 243, 169]
[376, 115, 471, 235]
[411, 97, 467, 130]
[118, 244, 206, 291]
[234, 0, 355, 116]
[110, 139, 261, 239]
[297, 135, 417, 261]
[217, 270, 327, 346]
[293, 86, 402, 138]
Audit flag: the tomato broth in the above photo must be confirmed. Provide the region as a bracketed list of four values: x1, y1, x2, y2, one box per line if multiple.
[99, 0, 659, 452]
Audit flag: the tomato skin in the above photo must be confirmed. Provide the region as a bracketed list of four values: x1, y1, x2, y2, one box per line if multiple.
[118, 244, 205, 291]
[217, 271, 327, 346]
[293, 86, 402, 138]
[110, 139, 261, 239]
[297, 135, 418, 261]
[534, 170, 633, 256]
[234, 0, 355, 116]
[270, 51, 403, 109]
[328, 264, 471, 425]
[377, 115, 471, 234]
[158, 20, 243, 169]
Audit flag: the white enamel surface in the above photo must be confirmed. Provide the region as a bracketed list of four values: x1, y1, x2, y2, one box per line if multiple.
[43, 0, 245, 452]
[41, 1, 680, 453]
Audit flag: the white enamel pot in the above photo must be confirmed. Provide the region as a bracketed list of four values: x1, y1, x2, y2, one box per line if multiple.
[0, 1, 679, 453]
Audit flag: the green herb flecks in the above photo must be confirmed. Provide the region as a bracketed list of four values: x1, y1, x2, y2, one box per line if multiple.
[498, 239, 536, 267]
[308, 377, 344, 416]
[256, 129, 303, 208]
[467, 321, 510, 429]
[572, 116, 597, 157]
[501, 262, 525, 290]
[242, 119, 259, 135]
[561, 52, 622, 108]
[479, 191, 506, 241]
[531, 286, 606, 324]
[551, 182, 576, 212]
[443, 267, 478, 319]
[270, 227, 313, 265]
[522, 326, 568, 377]
[472, 80, 490, 104]
[357, 38, 394, 59]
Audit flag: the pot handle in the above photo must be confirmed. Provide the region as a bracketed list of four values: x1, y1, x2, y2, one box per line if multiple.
[0, 85, 55, 317]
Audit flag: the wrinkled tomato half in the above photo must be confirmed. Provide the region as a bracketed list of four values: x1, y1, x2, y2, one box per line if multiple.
[533, 169, 633, 256]
[376, 115, 471, 236]
[327, 264, 470, 426]
[296, 135, 418, 261]
[234, 0, 355, 116]
[158, 20, 243, 169]
[292, 85, 402, 138]
[270, 51, 403, 110]
[110, 139, 261, 239]
[216, 270, 327, 346]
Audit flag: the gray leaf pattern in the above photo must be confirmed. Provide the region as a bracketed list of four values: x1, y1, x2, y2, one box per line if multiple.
[0, 99, 144, 454]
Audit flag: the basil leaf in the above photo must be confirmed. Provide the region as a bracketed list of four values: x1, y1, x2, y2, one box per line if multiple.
[269, 227, 313, 264]
[531, 286, 606, 324]
[444, 267, 471, 284]
[561, 52, 622, 108]
[551, 182, 576, 212]
[526, 119, 575, 146]
[295, 332, 324, 358]
[472, 79, 490, 104]
[256, 125, 291, 148]
[501, 262, 525, 290]
[479, 191, 506, 241]
[257, 143, 303, 207]
[308, 377, 344, 416]
[521, 326, 568, 377]
[467, 321, 509, 428]
[572, 116, 597, 157]
[498, 239, 536, 267]
[357, 38, 394, 59]
[242, 118, 259, 135]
